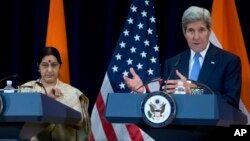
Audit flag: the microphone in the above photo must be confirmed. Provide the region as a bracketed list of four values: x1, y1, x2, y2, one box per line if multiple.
[166, 57, 181, 81]
[135, 58, 181, 93]
[125, 67, 162, 93]
[35, 82, 48, 96]
[0, 74, 19, 93]
[162, 57, 181, 92]
[189, 80, 215, 95]
[0, 74, 19, 83]
[135, 77, 161, 92]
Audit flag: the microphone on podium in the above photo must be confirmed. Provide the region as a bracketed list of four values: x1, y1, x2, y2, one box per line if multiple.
[162, 57, 181, 92]
[0, 74, 19, 83]
[135, 77, 162, 92]
[166, 57, 181, 81]
[188, 80, 215, 95]
[125, 67, 162, 93]
[127, 57, 180, 93]
[0, 74, 19, 93]
[35, 81, 48, 96]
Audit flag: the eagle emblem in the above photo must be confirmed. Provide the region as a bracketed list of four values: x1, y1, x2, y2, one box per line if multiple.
[148, 101, 166, 119]
[141, 91, 176, 128]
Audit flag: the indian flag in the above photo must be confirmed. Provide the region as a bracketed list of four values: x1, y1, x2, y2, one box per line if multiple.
[209, 0, 250, 123]
[46, 0, 70, 83]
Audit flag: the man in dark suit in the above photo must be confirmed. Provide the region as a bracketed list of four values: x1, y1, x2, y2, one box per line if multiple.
[123, 6, 242, 140]
[124, 6, 241, 109]
[163, 5, 241, 109]
[163, 43, 241, 109]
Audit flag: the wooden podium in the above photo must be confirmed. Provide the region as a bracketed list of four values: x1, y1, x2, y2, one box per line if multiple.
[105, 93, 247, 140]
[0, 93, 81, 140]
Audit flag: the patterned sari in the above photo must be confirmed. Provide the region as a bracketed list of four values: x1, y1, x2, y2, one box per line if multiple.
[21, 79, 91, 141]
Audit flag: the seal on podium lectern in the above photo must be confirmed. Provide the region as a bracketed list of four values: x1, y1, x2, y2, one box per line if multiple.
[141, 91, 176, 128]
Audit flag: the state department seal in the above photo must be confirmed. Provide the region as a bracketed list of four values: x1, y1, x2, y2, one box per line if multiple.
[141, 91, 176, 128]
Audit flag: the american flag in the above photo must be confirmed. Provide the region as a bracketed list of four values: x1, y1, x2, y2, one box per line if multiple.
[90, 0, 160, 140]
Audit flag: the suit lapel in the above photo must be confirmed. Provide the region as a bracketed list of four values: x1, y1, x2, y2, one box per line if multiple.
[177, 51, 190, 79]
[198, 44, 219, 83]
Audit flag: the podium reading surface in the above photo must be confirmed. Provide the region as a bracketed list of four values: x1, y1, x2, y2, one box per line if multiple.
[105, 93, 247, 126]
[105, 93, 247, 140]
[0, 93, 81, 140]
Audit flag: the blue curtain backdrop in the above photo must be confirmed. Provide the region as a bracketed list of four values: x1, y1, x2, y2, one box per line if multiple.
[0, 0, 50, 86]
[0, 0, 249, 113]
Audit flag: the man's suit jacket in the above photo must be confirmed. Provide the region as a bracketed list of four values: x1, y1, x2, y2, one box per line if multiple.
[163, 43, 242, 109]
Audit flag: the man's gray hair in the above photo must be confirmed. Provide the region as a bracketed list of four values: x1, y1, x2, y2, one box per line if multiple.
[182, 6, 212, 31]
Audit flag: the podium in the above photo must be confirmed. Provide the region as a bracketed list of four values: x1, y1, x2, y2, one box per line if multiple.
[0, 93, 81, 140]
[105, 93, 247, 140]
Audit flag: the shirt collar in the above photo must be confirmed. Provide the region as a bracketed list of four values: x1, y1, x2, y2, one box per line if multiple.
[190, 42, 210, 59]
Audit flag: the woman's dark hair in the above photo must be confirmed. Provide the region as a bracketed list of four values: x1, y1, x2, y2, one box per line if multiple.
[37, 46, 62, 65]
